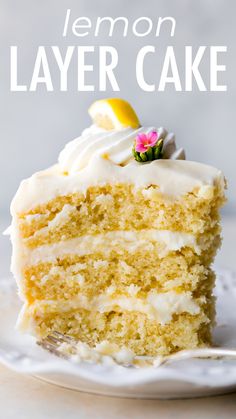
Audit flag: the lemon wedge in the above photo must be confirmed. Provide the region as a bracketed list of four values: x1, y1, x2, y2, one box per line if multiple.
[88, 98, 140, 130]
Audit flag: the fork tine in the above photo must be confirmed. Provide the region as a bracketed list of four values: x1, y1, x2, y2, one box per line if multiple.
[38, 331, 81, 360]
[50, 331, 77, 345]
[45, 335, 61, 346]
[38, 338, 70, 359]
[50, 331, 67, 340]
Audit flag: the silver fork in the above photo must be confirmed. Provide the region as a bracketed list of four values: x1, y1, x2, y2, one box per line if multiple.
[38, 331, 236, 367]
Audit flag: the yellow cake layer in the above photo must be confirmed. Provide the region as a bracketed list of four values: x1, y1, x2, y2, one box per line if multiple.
[22, 250, 216, 303]
[19, 304, 214, 356]
[17, 183, 225, 249]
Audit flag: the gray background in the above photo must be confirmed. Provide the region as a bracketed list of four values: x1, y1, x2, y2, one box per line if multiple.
[0, 0, 235, 221]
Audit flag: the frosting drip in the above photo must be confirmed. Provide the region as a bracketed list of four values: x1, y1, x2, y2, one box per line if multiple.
[59, 125, 185, 174]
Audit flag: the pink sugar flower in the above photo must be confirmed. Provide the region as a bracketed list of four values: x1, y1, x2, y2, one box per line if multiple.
[135, 131, 158, 153]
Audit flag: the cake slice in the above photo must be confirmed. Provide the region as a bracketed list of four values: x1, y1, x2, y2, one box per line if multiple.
[10, 98, 226, 357]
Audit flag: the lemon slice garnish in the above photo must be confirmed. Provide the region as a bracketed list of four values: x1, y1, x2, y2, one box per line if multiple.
[88, 98, 140, 130]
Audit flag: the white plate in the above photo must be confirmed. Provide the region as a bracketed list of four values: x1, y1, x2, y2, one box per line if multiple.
[0, 268, 236, 399]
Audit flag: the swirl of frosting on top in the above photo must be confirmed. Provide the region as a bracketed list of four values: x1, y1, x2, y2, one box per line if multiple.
[58, 125, 185, 174]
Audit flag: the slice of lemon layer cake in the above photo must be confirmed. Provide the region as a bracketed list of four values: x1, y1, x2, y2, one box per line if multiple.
[10, 98, 226, 357]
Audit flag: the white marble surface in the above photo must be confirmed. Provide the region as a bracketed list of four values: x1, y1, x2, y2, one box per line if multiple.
[0, 215, 236, 418]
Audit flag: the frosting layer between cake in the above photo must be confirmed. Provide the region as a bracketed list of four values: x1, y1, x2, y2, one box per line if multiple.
[15, 229, 199, 266]
[18, 290, 202, 328]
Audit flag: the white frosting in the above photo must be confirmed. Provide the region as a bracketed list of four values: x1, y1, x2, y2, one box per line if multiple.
[22, 230, 199, 267]
[10, 121, 224, 213]
[93, 291, 201, 323]
[19, 290, 202, 328]
[10, 157, 224, 214]
[59, 125, 185, 173]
